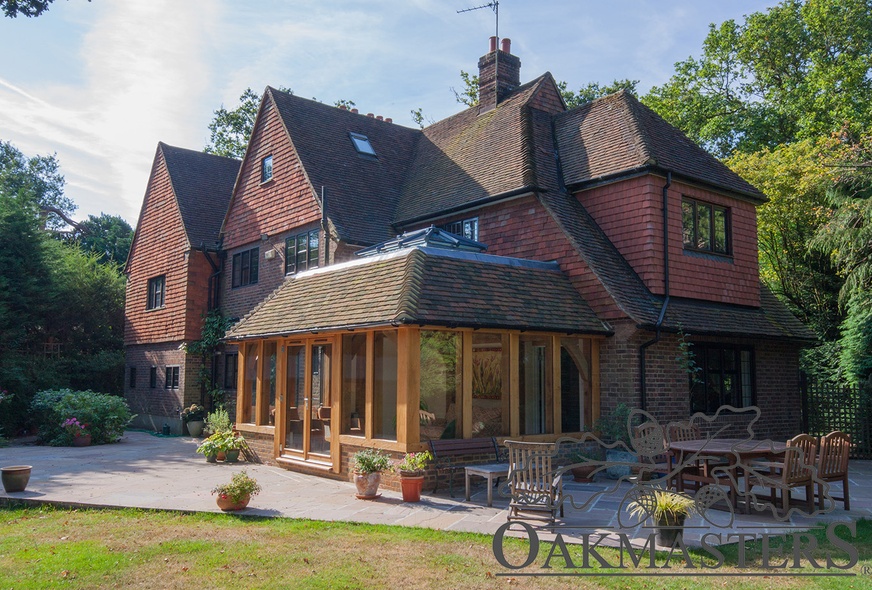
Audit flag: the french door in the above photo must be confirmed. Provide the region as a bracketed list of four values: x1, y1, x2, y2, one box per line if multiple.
[283, 339, 334, 463]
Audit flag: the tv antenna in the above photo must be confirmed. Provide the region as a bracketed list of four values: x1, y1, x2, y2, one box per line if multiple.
[457, 1, 501, 108]
[457, 1, 499, 42]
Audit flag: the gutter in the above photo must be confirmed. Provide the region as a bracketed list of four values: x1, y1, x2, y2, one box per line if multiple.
[196, 243, 222, 310]
[639, 171, 671, 411]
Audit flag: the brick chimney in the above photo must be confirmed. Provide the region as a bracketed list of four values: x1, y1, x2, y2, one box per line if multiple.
[478, 36, 521, 111]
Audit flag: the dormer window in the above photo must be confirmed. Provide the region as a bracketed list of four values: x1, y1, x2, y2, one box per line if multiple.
[682, 198, 730, 255]
[349, 132, 376, 156]
[261, 155, 273, 183]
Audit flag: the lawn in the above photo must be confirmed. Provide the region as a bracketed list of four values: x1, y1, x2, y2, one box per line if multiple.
[0, 504, 870, 589]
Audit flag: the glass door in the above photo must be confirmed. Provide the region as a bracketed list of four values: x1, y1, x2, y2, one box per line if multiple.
[283, 340, 334, 462]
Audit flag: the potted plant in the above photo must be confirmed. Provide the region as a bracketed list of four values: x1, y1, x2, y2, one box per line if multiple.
[211, 470, 261, 511]
[351, 448, 391, 499]
[594, 404, 635, 478]
[62, 417, 91, 447]
[181, 404, 206, 437]
[204, 407, 232, 435]
[196, 432, 224, 463]
[627, 489, 697, 546]
[567, 450, 601, 482]
[394, 450, 432, 502]
[223, 432, 246, 463]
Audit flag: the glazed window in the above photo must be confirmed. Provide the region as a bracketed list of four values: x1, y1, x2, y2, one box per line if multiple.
[682, 198, 730, 255]
[150, 366, 157, 389]
[440, 217, 479, 241]
[349, 132, 376, 156]
[224, 353, 238, 389]
[128, 367, 136, 389]
[261, 155, 273, 183]
[232, 247, 259, 287]
[146, 275, 165, 309]
[165, 366, 180, 390]
[690, 345, 755, 414]
[285, 229, 320, 275]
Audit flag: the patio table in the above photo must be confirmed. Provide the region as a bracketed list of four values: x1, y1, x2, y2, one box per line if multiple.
[668, 438, 787, 509]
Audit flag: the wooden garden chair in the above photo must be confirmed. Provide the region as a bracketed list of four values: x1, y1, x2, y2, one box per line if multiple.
[816, 431, 851, 510]
[744, 434, 816, 513]
[505, 440, 564, 523]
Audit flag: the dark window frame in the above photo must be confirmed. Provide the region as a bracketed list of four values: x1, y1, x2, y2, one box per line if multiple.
[682, 198, 731, 256]
[690, 344, 755, 414]
[224, 353, 238, 389]
[165, 366, 180, 390]
[129, 367, 136, 389]
[261, 155, 273, 183]
[284, 229, 320, 275]
[232, 247, 259, 288]
[146, 275, 165, 310]
[149, 366, 157, 389]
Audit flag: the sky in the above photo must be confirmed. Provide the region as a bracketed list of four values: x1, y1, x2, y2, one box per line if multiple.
[0, 0, 777, 227]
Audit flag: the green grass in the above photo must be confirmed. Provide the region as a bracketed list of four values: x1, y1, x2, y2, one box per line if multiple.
[0, 504, 870, 589]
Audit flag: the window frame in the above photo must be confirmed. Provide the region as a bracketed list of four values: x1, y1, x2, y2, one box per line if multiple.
[128, 367, 136, 389]
[149, 366, 157, 389]
[285, 229, 320, 275]
[165, 366, 180, 390]
[682, 198, 731, 256]
[224, 352, 238, 389]
[232, 247, 260, 288]
[261, 155, 273, 183]
[349, 132, 376, 156]
[146, 275, 165, 310]
[440, 217, 479, 242]
[690, 344, 755, 414]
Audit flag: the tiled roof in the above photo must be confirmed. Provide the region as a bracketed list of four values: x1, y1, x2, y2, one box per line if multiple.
[225, 247, 611, 340]
[268, 88, 421, 245]
[392, 76, 551, 224]
[554, 91, 765, 201]
[659, 285, 818, 340]
[160, 143, 240, 249]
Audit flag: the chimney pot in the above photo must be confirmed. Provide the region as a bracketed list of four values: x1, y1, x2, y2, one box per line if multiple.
[339, 105, 347, 110]
[367, 113, 374, 118]
[489, 36, 497, 52]
[385, 118, 392, 123]
[501, 38, 511, 53]
[376, 115, 383, 121]
[351, 108, 359, 114]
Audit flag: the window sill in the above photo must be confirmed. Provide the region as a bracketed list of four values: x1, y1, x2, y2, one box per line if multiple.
[260, 177, 274, 187]
[235, 423, 275, 435]
[145, 306, 166, 312]
[682, 249, 733, 263]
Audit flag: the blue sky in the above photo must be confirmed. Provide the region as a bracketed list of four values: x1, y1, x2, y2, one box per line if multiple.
[0, 0, 775, 226]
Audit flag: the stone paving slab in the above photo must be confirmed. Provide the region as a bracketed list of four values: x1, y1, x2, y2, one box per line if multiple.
[1, 431, 870, 549]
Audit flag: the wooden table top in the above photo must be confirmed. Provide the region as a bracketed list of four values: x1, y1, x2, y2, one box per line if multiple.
[668, 438, 787, 457]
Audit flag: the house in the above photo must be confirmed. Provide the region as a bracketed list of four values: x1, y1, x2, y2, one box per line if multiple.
[124, 37, 815, 483]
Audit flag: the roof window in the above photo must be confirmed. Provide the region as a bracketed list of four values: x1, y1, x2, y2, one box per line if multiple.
[349, 132, 376, 156]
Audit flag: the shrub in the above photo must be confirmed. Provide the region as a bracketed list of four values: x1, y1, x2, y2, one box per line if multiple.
[351, 448, 391, 474]
[205, 407, 232, 435]
[30, 389, 134, 446]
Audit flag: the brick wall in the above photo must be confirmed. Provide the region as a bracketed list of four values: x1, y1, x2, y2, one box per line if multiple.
[125, 342, 202, 434]
[577, 177, 760, 307]
[125, 149, 195, 346]
[597, 321, 802, 440]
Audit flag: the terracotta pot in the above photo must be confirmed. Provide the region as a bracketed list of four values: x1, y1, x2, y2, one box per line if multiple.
[1, 465, 32, 493]
[216, 493, 250, 511]
[216, 451, 226, 461]
[72, 434, 91, 447]
[400, 474, 425, 502]
[354, 471, 381, 498]
[571, 464, 598, 482]
[186, 420, 205, 437]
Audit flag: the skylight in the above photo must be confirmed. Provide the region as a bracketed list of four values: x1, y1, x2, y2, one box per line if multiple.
[349, 132, 376, 156]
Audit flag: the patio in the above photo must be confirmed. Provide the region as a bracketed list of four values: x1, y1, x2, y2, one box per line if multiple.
[1, 431, 870, 548]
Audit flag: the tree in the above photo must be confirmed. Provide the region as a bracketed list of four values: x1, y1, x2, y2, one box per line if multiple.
[642, 0, 872, 158]
[2, 0, 89, 18]
[0, 141, 75, 230]
[558, 79, 639, 109]
[72, 213, 133, 265]
[204, 87, 293, 159]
